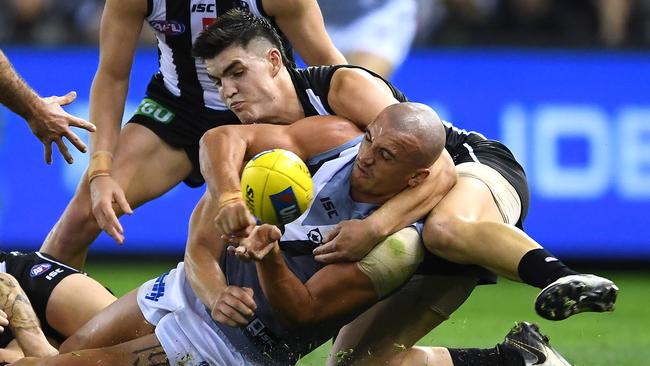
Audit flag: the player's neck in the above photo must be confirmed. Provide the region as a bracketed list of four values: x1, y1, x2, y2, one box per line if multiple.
[349, 189, 391, 205]
[261, 68, 304, 124]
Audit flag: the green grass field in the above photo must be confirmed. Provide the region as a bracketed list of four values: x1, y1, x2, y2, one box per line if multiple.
[86, 261, 649, 366]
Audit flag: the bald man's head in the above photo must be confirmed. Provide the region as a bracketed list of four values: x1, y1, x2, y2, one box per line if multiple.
[376, 102, 446, 168]
[350, 102, 447, 204]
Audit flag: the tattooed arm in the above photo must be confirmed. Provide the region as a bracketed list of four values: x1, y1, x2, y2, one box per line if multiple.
[0, 273, 57, 358]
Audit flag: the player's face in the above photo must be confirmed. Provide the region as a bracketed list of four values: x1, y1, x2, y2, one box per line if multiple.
[350, 122, 421, 202]
[205, 44, 278, 123]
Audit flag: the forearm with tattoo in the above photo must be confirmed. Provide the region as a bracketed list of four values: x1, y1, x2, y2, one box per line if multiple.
[131, 344, 169, 366]
[0, 273, 57, 357]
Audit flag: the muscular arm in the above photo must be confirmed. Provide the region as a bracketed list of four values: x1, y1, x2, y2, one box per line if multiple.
[238, 226, 423, 328]
[184, 192, 229, 312]
[319, 68, 455, 262]
[89, 0, 146, 154]
[0, 273, 57, 358]
[364, 150, 456, 239]
[0, 50, 95, 164]
[263, 0, 346, 65]
[258, 248, 376, 327]
[0, 50, 44, 122]
[199, 116, 361, 208]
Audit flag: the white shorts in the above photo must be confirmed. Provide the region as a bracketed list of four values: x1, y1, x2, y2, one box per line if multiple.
[325, 0, 417, 67]
[137, 262, 251, 366]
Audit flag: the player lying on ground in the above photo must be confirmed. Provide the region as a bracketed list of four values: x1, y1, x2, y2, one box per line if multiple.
[0, 252, 116, 364]
[9, 105, 569, 366]
[191, 10, 617, 364]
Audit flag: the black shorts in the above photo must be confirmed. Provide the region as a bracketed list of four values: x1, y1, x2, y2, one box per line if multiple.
[416, 138, 528, 283]
[0, 251, 82, 347]
[127, 75, 241, 187]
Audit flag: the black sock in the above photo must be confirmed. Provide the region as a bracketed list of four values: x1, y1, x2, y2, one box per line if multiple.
[448, 344, 524, 366]
[518, 248, 579, 289]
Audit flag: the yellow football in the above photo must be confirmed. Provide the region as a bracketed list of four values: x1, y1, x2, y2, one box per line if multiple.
[240, 149, 313, 226]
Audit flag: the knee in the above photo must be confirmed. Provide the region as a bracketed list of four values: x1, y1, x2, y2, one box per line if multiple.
[59, 330, 91, 353]
[388, 347, 450, 366]
[422, 213, 466, 256]
[65, 192, 100, 231]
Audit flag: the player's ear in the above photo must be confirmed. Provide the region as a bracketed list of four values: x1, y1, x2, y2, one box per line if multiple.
[268, 48, 283, 76]
[408, 169, 430, 188]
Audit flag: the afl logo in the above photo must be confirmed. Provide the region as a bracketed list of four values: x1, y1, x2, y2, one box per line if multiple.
[30, 263, 52, 277]
[149, 20, 186, 35]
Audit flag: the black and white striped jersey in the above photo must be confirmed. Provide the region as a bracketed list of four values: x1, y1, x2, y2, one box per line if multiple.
[286, 64, 529, 225]
[145, 0, 292, 110]
[286, 64, 486, 157]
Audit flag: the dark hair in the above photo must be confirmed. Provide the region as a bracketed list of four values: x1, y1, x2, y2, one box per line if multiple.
[192, 8, 290, 65]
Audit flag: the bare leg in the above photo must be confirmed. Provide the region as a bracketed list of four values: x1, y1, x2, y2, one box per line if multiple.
[0, 273, 57, 358]
[389, 346, 452, 366]
[328, 275, 476, 366]
[423, 176, 538, 281]
[10, 333, 167, 366]
[59, 289, 154, 353]
[45, 274, 116, 339]
[40, 123, 192, 269]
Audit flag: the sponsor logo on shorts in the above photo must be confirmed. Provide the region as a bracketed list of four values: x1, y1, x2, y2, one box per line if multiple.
[145, 272, 168, 302]
[46, 268, 64, 281]
[30, 263, 51, 277]
[135, 98, 175, 124]
[270, 187, 300, 224]
[149, 20, 185, 35]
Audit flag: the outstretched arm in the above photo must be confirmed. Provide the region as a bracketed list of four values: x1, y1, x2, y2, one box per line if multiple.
[199, 116, 361, 235]
[184, 192, 259, 327]
[0, 50, 96, 164]
[264, 0, 346, 65]
[319, 68, 456, 263]
[231, 225, 423, 328]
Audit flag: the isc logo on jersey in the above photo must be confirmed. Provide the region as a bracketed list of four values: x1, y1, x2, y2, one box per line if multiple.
[240, 149, 313, 226]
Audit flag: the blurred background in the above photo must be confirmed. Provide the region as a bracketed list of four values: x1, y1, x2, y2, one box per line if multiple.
[0, 0, 649, 364]
[1, 0, 649, 259]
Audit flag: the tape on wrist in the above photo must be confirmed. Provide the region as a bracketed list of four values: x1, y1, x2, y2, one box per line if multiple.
[217, 190, 243, 211]
[88, 150, 113, 183]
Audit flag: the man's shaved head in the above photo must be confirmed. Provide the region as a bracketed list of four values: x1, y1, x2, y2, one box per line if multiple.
[350, 102, 447, 204]
[377, 102, 446, 168]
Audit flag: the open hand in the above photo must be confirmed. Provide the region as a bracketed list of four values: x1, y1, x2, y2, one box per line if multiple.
[27, 91, 96, 164]
[226, 224, 281, 262]
[89, 175, 133, 243]
[313, 219, 382, 263]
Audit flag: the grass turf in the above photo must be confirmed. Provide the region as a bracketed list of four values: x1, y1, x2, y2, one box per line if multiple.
[85, 261, 649, 366]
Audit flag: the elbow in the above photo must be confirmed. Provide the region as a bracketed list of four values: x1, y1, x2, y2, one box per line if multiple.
[274, 302, 320, 329]
[199, 126, 229, 152]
